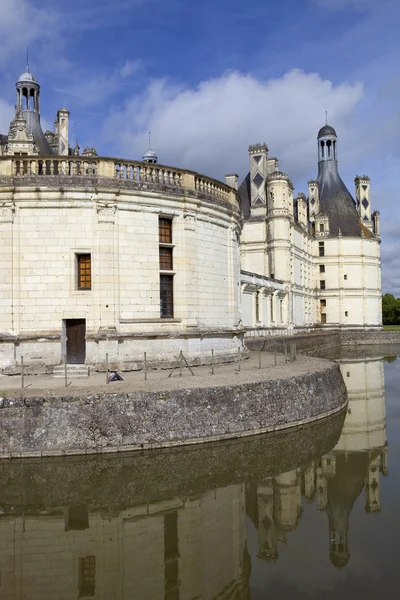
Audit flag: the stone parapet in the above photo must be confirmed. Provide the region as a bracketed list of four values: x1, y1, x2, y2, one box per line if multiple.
[0, 359, 347, 458]
[0, 155, 239, 208]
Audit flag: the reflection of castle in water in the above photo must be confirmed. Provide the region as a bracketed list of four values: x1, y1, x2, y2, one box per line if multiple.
[0, 357, 389, 596]
[0, 485, 250, 599]
[247, 357, 388, 568]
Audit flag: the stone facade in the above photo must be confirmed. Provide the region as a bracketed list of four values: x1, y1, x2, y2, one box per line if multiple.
[0, 68, 243, 371]
[239, 125, 382, 334]
[0, 66, 382, 372]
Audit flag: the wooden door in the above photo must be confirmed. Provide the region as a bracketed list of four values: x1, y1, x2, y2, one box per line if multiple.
[66, 319, 86, 364]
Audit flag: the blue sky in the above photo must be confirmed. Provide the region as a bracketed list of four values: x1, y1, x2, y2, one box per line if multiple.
[0, 0, 399, 293]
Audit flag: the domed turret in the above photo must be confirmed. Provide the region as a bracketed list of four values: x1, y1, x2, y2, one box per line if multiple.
[317, 122, 337, 162]
[13, 61, 52, 154]
[315, 122, 369, 237]
[317, 124, 337, 139]
[142, 132, 158, 164]
[18, 71, 36, 83]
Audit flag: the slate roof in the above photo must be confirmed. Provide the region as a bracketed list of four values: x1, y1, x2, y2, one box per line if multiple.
[317, 160, 372, 238]
[318, 124, 337, 138]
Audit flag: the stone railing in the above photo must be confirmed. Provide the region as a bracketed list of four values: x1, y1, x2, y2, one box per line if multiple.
[0, 155, 236, 205]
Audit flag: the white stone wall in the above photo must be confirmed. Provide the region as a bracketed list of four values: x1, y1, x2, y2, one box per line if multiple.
[316, 236, 382, 327]
[0, 183, 242, 369]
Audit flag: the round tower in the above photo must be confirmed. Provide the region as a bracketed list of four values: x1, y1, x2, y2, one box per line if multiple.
[266, 171, 293, 281]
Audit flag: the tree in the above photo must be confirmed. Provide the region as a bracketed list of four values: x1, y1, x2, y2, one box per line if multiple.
[382, 293, 400, 324]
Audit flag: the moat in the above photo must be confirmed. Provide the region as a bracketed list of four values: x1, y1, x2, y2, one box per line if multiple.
[0, 345, 398, 598]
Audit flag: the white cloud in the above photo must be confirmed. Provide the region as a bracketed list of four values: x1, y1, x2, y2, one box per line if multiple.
[120, 59, 143, 79]
[0, 97, 14, 133]
[102, 69, 363, 181]
[0, 0, 59, 67]
[53, 59, 144, 107]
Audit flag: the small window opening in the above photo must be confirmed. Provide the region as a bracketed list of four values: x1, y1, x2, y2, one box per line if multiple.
[77, 254, 91, 290]
[319, 265, 325, 273]
[344, 274, 347, 280]
[319, 223, 324, 232]
[345, 311, 348, 317]
[326, 140, 332, 158]
[320, 299, 326, 307]
[159, 218, 172, 243]
[321, 313, 327, 324]
[320, 280, 326, 290]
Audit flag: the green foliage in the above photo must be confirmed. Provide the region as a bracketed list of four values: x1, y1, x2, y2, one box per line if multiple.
[382, 293, 400, 325]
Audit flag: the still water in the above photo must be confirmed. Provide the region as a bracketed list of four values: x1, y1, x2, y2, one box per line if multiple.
[0, 346, 399, 599]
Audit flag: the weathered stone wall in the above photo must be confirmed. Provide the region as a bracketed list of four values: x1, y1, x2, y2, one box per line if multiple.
[246, 331, 342, 356]
[245, 329, 400, 357]
[341, 330, 400, 346]
[0, 409, 345, 511]
[0, 361, 346, 458]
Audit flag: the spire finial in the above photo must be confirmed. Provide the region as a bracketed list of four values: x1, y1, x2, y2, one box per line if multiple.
[149, 130, 152, 148]
[26, 47, 29, 72]
[325, 110, 328, 125]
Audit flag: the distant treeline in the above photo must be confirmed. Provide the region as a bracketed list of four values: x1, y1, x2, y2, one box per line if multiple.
[382, 293, 400, 325]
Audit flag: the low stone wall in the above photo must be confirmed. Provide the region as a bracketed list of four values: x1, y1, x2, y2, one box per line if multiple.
[0, 410, 346, 512]
[0, 361, 346, 458]
[245, 329, 400, 357]
[341, 330, 400, 346]
[246, 331, 342, 356]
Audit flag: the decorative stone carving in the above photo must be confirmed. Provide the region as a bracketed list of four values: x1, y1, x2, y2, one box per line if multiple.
[97, 201, 116, 223]
[0, 201, 15, 223]
[183, 211, 196, 230]
[82, 146, 98, 157]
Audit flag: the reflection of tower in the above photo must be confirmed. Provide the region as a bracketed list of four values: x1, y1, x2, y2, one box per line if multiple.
[274, 469, 302, 532]
[326, 453, 369, 568]
[323, 356, 388, 568]
[256, 480, 279, 562]
[303, 462, 316, 501]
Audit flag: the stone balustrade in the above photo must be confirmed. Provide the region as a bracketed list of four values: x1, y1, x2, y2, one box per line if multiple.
[0, 155, 236, 205]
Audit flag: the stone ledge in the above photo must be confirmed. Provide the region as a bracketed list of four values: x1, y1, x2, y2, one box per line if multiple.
[0, 360, 347, 458]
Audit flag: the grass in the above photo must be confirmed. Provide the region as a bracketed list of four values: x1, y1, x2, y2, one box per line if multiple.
[383, 325, 400, 331]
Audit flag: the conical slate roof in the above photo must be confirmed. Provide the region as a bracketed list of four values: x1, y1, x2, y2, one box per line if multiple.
[317, 159, 371, 238]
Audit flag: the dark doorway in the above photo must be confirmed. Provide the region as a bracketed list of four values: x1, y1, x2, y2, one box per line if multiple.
[66, 319, 86, 364]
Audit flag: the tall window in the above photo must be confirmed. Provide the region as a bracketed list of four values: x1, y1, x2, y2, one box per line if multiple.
[319, 264, 325, 273]
[320, 280, 326, 290]
[159, 218, 174, 318]
[79, 556, 95, 597]
[77, 254, 91, 290]
[319, 242, 325, 257]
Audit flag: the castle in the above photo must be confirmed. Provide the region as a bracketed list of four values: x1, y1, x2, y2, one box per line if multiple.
[0, 65, 382, 372]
